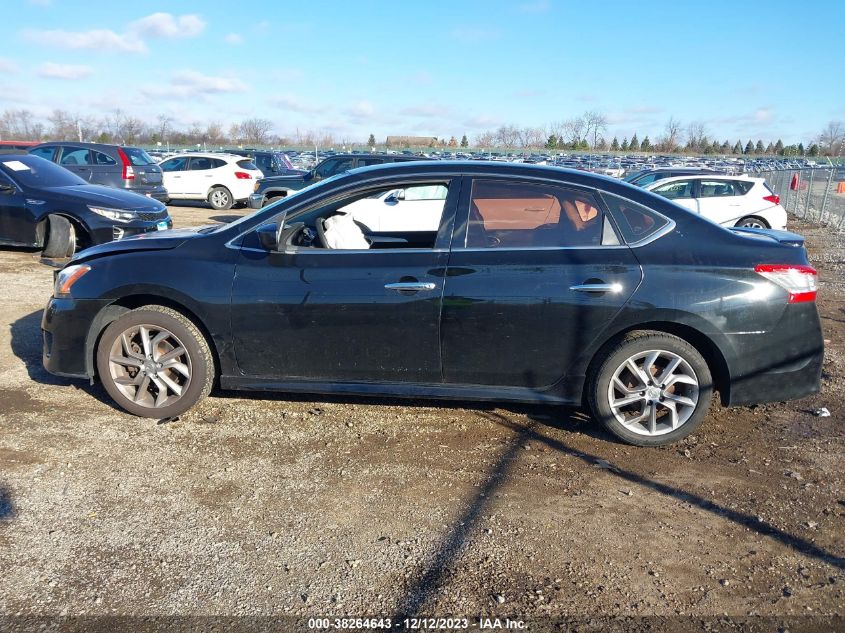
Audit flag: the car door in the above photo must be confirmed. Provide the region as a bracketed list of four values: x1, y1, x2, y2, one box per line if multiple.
[57, 146, 94, 182]
[88, 149, 120, 187]
[650, 179, 698, 213]
[185, 157, 216, 196]
[0, 169, 32, 245]
[440, 177, 642, 389]
[696, 179, 745, 225]
[159, 157, 189, 197]
[230, 177, 460, 382]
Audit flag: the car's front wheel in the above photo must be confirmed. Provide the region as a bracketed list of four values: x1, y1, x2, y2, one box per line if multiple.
[587, 331, 713, 446]
[96, 306, 214, 418]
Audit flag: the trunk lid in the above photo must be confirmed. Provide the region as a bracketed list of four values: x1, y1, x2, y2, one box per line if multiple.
[729, 227, 805, 247]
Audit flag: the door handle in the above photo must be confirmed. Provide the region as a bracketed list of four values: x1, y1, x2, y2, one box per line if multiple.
[570, 283, 623, 294]
[385, 282, 437, 292]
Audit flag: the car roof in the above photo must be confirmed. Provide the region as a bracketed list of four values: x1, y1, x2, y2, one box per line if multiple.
[161, 152, 245, 160]
[30, 141, 144, 151]
[643, 174, 758, 187]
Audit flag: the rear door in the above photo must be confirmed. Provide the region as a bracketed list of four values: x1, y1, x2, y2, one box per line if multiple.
[186, 157, 216, 195]
[57, 146, 94, 181]
[88, 148, 121, 187]
[440, 177, 642, 389]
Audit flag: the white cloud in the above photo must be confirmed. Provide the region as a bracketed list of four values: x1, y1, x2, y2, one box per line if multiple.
[23, 28, 147, 53]
[463, 114, 502, 128]
[141, 70, 249, 100]
[224, 33, 243, 45]
[0, 58, 18, 74]
[37, 62, 94, 80]
[400, 104, 452, 118]
[346, 101, 376, 119]
[269, 96, 325, 114]
[128, 13, 206, 39]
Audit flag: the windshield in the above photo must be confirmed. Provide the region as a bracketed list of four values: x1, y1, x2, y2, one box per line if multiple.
[0, 155, 88, 188]
[123, 148, 156, 166]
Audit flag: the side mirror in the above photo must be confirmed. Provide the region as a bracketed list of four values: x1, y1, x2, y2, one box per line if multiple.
[257, 222, 280, 251]
[385, 189, 405, 204]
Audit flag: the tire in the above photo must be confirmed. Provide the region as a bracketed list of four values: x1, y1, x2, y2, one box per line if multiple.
[208, 186, 233, 211]
[42, 215, 76, 259]
[95, 305, 214, 418]
[735, 216, 770, 229]
[587, 331, 713, 447]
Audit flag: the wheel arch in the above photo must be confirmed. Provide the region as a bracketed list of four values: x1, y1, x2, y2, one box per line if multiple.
[85, 294, 221, 383]
[36, 211, 92, 249]
[583, 320, 732, 406]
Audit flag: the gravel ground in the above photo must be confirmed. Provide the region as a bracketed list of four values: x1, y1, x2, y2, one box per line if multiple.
[0, 202, 843, 632]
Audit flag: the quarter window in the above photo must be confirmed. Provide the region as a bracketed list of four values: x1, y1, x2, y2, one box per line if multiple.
[465, 180, 602, 248]
[601, 193, 671, 245]
[93, 151, 117, 166]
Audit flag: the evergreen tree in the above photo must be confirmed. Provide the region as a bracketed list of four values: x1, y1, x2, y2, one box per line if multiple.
[755, 140, 764, 154]
[808, 143, 819, 157]
[629, 133, 640, 151]
[546, 134, 558, 150]
[640, 135, 651, 151]
[765, 142, 774, 154]
[711, 140, 722, 154]
[798, 142, 805, 155]
[732, 141, 742, 154]
[774, 139, 784, 155]
[460, 134, 468, 148]
[621, 137, 629, 151]
[610, 136, 620, 151]
[743, 140, 753, 154]
[721, 140, 731, 154]
[367, 134, 376, 147]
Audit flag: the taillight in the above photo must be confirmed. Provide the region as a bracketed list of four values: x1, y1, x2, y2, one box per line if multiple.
[763, 194, 780, 205]
[754, 264, 817, 303]
[117, 148, 135, 180]
[234, 171, 251, 179]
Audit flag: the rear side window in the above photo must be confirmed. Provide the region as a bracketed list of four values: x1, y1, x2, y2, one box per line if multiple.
[123, 148, 155, 166]
[602, 193, 670, 245]
[652, 180, 693, 200]
[59, 147, 92, 166]
[465, 179, 602, 248]
[30, 146, 56, 161]
[93, 151, 117, 166]
[190, 157, 215, 170]
[236, 159, 259, 170]
[698, 180, 746, 197]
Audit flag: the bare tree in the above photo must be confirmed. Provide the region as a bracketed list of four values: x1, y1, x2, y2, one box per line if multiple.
[582, 110, 608, 149]
[658, 116, 682, 152]
[818, 121, 844, 155]
[238, 118, 274, 145]
[685, 120, 709, 152]
[475, 130, 496, 148]
[0, 109, 42, 140]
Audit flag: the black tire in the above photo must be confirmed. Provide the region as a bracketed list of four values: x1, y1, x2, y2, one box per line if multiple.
[42, 215, 76, 259]
[735, 216, 770, 229]
[587, 331, 713, 447]
[96, 305, 214, 418]
[208, 186, 233, 210]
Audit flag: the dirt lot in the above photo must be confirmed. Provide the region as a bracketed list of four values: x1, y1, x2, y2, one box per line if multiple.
[0, 203, 843, 632]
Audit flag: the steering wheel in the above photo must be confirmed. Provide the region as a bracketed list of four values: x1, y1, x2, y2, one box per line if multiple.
[315, 217, 330, 249]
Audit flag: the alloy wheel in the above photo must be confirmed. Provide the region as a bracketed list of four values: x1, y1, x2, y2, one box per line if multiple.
[107, 324, 192, 409]
[606, 349, 699, 436]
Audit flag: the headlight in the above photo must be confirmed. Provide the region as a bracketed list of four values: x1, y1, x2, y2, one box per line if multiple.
[87, 205, 137, 223]
[54, 264, 91, 298]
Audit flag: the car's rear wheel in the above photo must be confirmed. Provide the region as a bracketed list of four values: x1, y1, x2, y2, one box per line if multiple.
[96, 306, 214, 418]
[587, 331, 712, 446]
[208, 186, 233, 210]
[42, 214, 76, 259]
[736, 216, 769, 229]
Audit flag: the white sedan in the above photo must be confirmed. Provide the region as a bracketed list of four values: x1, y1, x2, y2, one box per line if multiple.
[645, 175, 787, 230]
[158, 153, 263, 210]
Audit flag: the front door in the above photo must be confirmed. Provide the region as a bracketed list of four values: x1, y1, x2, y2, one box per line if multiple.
[441, 177, 641, 389]
[650, 179, 698, 213]
[159, 156, 190, 198]
[57, 146, 93, 182]
[230, 176, 459, 382]
[0, 170, 32, 245]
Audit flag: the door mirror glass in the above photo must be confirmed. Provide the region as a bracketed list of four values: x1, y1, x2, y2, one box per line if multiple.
[257, 222, 279, 251]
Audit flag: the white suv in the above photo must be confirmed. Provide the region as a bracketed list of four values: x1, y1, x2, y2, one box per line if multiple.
[645, 175, 787, 230]
[158, 153, 263, 210]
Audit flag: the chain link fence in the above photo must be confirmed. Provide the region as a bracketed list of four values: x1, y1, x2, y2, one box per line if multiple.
[752, 167, 845, 230]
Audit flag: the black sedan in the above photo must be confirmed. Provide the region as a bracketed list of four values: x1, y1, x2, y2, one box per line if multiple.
[0, 154, 172, 257]
[41, 162, 823, 446]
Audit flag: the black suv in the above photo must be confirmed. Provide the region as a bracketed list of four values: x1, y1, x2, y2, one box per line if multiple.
[249, 153, 424, 207]
[29, 142, 168, 202]
[222, 149, 305, 178]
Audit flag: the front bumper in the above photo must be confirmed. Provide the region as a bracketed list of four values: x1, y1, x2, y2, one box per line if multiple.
[42, 297, 110, 379]
[248, 193, 265, 209]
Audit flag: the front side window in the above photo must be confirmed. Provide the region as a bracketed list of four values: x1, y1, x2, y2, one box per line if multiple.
[465, 179, 602, 248]
[160, 157, 188, 172]
[315, 158, 353, 178]
[652, 180, 693, 200]
[59, 147, 92, 166]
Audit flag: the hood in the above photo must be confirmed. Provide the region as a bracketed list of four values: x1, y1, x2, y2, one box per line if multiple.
[40, 184, 165, 211]
[71, 225, 210, 262]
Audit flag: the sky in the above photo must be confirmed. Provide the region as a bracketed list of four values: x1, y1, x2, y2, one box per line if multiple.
[2, 0, 844, 145]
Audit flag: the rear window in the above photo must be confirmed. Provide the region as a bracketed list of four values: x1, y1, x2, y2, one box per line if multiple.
[601, 193, 671, 245]
[123, 148, 155, 166]
[237, 159, 259, 170]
